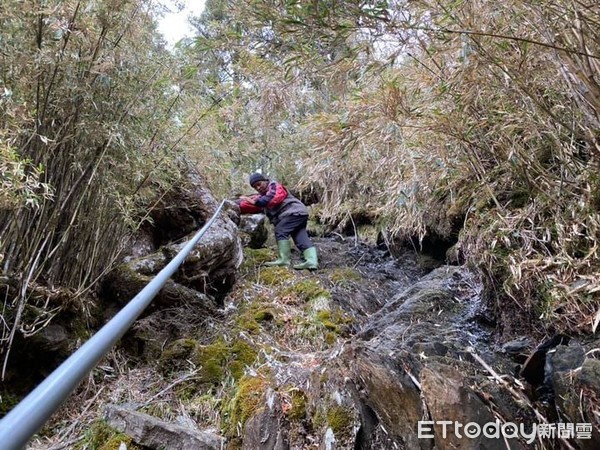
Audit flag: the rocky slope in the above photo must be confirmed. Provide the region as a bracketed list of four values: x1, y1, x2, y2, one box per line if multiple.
[24, 204, 600, 450]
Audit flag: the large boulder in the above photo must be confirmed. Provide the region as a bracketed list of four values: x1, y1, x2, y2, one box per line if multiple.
[102, 176, 243, 361]
[105, 178, 243, 307]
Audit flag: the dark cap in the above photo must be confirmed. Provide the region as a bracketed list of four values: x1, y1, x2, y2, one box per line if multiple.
[249, 172, 269, 186]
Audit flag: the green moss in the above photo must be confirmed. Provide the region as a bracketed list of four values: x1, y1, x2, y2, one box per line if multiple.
[322, 320, 340, 332]
[325, 332, 336, 345]
[158, 338, 198, 375]
[193, 338, 258, 384]
[241, 248, 274, 273]
[108, 263, 153, 303]
[316, 310, 331, 321]
[194, 339, 229, 384]
[327, 406, 354, 437]
[329, 267, 362, 285]
[255, 266, 292, 286]
[235, 301, 278, 335]
[288, 390, 307, 421]
[283, 279, 330, 302]
[286, 304, 353, 348]
[253, 309, 274, 321]
[223, 375, 270, 437]
[315, 308, 353, 335]
[313, 409, 326, 429]
[315, 310, 340, 332]
[236, 315, 261, 334]
[228, 340, 259, 380]
[77, 420, 140, 450]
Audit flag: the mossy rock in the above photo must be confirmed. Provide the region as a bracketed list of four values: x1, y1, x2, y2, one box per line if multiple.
[315, 310, 341, 333]
[106, 263, 153, 304]
[288, 389, 307, 421]
[282, 279, 330, 302]
[193, 338, 259, 384]
[254, 309, 275, 321]
[236, 313, 261, 334]
[223, 374, 270, 437]
[325, 332, 336, 345]
[235, 301, 279, 335]
[227, 340, 260, 380]
[312, 408, 326, 429]
[326, 405, 354, 439]
[160, 337, 259, 386]
[194, 339, 229, 384]
[316, 307, 353, 337]
[255, 266, 293, 286]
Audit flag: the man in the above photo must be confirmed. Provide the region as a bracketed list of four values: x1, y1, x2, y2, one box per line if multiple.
[238, 172, 318, 270]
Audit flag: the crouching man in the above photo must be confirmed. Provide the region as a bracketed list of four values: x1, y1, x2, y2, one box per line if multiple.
[237, 172, 318, 270]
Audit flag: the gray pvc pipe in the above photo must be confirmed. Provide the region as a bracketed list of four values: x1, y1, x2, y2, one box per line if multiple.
[0, 200, 226, 449]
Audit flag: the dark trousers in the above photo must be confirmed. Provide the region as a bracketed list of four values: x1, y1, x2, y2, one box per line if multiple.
[274, 214, 313, 251]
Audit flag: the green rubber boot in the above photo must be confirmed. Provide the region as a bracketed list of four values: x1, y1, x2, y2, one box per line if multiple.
[293, 247, 318, 270]
[264, 240, 292, 267]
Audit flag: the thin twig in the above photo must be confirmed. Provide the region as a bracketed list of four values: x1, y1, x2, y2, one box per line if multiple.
[55, 386, 106, 444]
[140, 369, 200, 408]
